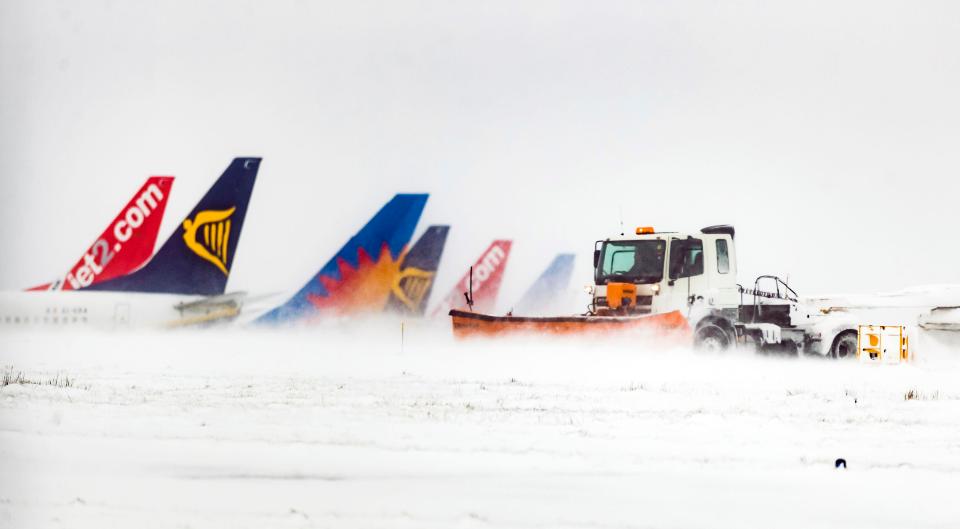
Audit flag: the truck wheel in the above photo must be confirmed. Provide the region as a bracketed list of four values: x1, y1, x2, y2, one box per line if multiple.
[695, 323, 732, 352]
[830, 331, 858, 360]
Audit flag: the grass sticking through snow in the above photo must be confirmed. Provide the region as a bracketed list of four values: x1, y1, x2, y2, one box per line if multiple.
[904, 388, 940, 401]
[1, 367, 79, 389]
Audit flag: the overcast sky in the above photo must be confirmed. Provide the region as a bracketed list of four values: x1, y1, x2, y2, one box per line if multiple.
[2, 0, 959, 308]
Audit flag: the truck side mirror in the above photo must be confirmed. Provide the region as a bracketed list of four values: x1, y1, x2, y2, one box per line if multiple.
[593, 249, 600, 268]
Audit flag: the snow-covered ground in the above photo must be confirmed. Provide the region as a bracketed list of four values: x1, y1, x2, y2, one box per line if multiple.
[1, 324, 959, 528]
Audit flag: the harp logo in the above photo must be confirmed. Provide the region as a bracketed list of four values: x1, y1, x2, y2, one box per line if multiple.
[182, 207, 236, 275]
[390, 267, 435, 311]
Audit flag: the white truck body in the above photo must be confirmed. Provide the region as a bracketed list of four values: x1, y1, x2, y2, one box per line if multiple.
[591, 225, 862, 356]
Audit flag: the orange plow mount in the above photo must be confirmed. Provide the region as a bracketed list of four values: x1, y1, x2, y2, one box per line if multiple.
[449, 309, 692, 342]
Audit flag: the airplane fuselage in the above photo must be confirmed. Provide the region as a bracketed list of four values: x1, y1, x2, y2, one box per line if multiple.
[0, 291, 210, 330]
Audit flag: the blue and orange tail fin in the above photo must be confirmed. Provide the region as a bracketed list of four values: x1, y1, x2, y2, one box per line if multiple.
[27, 176, 174, 291]
[256, 194, 428, 324]
[384, 225, 450, 316]
[85, 158, 261, 295]
[512, 253, 576, 315]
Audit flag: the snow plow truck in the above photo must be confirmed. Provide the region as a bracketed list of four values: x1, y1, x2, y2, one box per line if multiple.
[450, 225, 865, 358]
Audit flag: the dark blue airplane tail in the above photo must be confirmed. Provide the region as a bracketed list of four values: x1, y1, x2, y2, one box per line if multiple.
[86, 157, 261, 296]
[384, 225, 450, 316]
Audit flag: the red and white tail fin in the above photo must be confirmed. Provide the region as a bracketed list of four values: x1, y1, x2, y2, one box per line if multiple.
[27, 176, 174, 291]
[432, 240, 512, 316]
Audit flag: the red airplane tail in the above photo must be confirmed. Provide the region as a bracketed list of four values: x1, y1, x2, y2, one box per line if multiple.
[432, 240, 512, 316]
[27, 176, 174, 291]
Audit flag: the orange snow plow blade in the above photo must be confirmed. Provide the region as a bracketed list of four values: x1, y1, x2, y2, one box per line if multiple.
[450, 309, 692, 342]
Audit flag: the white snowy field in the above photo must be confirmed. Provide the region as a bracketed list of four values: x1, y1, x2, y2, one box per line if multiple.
[1, 324, 959, 528]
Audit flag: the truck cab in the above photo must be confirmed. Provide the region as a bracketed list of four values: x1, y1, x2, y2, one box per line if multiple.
[591, 225, 850, 354]
[591, 225, 740, 318]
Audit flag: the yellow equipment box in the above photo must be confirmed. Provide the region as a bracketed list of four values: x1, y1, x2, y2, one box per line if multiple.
[858, 325, 910, 364]
[606, 282, 637, 310]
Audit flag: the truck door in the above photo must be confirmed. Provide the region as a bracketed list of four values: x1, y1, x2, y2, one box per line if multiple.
[709, 236, 740, 308]
[663, 237, 709, 315]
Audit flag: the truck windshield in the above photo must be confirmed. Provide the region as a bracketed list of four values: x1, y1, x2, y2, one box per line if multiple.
[596, 240, 666, 284]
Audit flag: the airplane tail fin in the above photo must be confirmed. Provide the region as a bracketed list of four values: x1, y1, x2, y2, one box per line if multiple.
[384, 225, 450, 316]
[512, 253, 576, 315]
[432, 240, 512, 316]
[256, 194, 428, 324]
[27, 176, 175, 291]
[85, 158, 261, 296]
